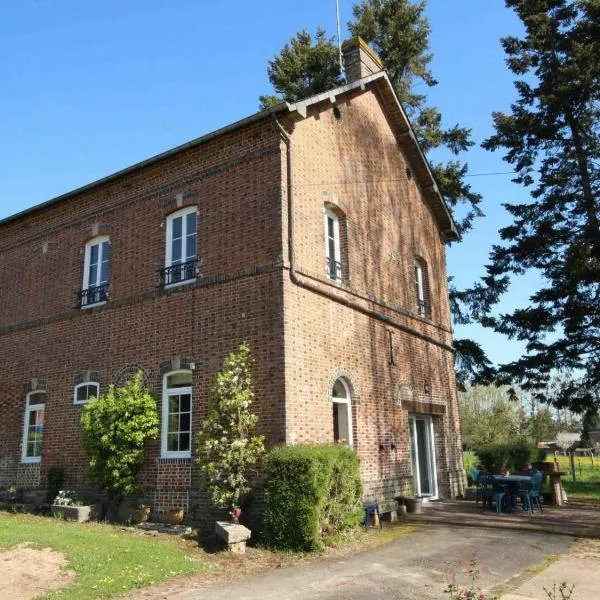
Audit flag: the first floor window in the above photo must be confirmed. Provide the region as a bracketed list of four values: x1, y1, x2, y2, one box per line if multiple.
[324, 207, 342, 281]
[331, 378, 353, 446]
[22, 392, 46, 463]
[74, 382, 99, 404]
[80, 236, 110, 307]
[163, 207, 197, 287]
[161, 371, 193, 458]
[414, 258, 429, 317]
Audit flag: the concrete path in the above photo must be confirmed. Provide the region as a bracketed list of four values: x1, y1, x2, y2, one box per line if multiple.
[133, 501, 600, 600]
[171, 524, 573, 599]
[504, 557, 597, 600]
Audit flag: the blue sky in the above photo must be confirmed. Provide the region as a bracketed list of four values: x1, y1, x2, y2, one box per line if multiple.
[1, 1, 536, 366]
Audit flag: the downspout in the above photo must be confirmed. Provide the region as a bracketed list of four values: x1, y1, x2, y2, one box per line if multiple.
[272, 115, 455, 355]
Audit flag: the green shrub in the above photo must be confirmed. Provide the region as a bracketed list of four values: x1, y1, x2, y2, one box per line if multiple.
[196, 343, 264, 512]
[475, 439, 534, 473]
[46, 466, 65, 503]
[474, 443, 509, 473]
[81, 371, 159, 518]
[263, 444, 363, 552]
[506, 438, 534, 472]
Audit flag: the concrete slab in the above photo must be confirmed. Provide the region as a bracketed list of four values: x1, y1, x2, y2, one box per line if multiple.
[502, 556, 600, 600]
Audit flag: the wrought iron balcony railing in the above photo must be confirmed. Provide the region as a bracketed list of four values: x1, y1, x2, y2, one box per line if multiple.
[417, 299, 429, 317]
[325, 257, 342, 282]
[78, 283, 109, 307]
[160, 258, 198, 287]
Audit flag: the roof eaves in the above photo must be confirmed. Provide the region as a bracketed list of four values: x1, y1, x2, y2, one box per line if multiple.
[0, 103, 287, 228]
[285, 71, 459, 241]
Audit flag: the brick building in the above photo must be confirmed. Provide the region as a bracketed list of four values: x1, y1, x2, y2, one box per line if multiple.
[0, 39, 466, 518]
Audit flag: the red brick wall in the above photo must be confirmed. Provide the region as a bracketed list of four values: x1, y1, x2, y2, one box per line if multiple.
[0, 118, 288, 516]
[279, 88, 464, 500]
[0, 85, 465, 519]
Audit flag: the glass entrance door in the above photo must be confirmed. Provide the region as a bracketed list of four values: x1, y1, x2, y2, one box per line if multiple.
[408, 415, 437, 498]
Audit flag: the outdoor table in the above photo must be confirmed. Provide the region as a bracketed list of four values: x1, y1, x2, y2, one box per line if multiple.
[549, 471, 567, 506]
[493, 474, 532, 512]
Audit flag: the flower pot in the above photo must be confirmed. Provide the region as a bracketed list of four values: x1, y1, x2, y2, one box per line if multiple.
[404, 497, 423, 514]
[132, 506, 151, 523]
[166, 508, 184, 525]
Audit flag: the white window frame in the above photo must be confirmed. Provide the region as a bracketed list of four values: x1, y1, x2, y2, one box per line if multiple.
[22, 391, 46, 464]
[73, 382, 100, 405]
[324, 207, 341, 281]
[414, 259, 427, 316]
[165, 206, 198, 288]
[331, 378, 353, 446]
[408, 414, 438, 500]
[161, 370, 193, 459]
[81, 235, 110, 308]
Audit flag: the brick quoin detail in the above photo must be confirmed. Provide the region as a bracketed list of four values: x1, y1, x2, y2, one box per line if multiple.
[0, 72, 466, 522]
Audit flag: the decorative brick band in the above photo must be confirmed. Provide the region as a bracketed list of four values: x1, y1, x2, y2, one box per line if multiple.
[394, 380, 413, 407]
[328, 368, 361, 404]
[73, 370, 101, 386]
[401, 399, 446, 415]
[159, 357, 196, 375]
[113, 364, 150, 387]
[23, 378, 48, 394]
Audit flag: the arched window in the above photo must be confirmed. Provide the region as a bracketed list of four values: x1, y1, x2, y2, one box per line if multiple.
[73, 382, 99, 405]
[163, 206, 198, 287]
[22, 391, 46, 463]
[331, 378, 353, 446]
[161, 370, 193, 458]
[80, 236, 110, 307]
[414, 258, 430, 317]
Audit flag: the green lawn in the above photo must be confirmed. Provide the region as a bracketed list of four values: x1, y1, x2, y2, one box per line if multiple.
[556, 454, 600, 501]
[0, 512, 205, 599]
[464, 451, 600, 501]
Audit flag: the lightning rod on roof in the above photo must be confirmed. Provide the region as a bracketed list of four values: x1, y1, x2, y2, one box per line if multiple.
[336, 0, 346, 82]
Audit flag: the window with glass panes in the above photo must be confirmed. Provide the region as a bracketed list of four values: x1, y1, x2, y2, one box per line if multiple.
[80, 237, 110, 307]
[74, 382, 99, 404]
[161, 371, 192, 458]
[22, 392, 46, 463]
[165, 207, 197, 285]
[324, 208, 341, 281]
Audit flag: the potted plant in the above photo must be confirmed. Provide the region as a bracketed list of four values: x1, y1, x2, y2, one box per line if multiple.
[51, 490, 95, 522]
[131, 503, 151, 523]
[166, 507, 184, 525]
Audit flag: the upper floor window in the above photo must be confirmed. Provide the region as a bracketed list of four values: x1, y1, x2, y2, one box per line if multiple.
[22, 391, 46, 463]
[414, 258, 430, 318]
[324, 207, 342, 281]
[79, 236, 110, 308]
[331, 378, 353, 446]
[161, 370, 193, 458]
[162, 207, 197, 287]
[74, 382, 99, 405]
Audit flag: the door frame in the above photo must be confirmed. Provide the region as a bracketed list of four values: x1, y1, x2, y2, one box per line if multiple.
[408, 413, 438, 500]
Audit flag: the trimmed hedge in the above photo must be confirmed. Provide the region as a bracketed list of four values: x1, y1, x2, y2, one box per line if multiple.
[262, 444, 363, 551]
[475, 438, 534, 474]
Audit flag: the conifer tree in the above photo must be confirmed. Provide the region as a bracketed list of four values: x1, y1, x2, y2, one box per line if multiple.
[478, 0, 600, 411]
[259, 28, 344, 110]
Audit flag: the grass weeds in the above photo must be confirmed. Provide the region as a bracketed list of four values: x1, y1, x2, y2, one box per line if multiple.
[0, 512, 205, 599]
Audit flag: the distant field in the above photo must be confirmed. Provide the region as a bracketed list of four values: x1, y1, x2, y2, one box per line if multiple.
[463, 451, 600, 501]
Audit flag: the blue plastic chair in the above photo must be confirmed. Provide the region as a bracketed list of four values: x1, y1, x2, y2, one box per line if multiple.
[478, 472, 506, 514]
[519, 471, 544, 514]
[469, 467, 482, 505]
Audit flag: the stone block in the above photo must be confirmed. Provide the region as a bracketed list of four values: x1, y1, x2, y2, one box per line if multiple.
[215, 521, 251, 545]
[51, 504, 92, 522]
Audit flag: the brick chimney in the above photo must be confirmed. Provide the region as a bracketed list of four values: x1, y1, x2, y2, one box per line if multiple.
[341, 37, 383, 83]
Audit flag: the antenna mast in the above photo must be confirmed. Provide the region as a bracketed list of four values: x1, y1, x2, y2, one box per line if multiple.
[336, 0, 345, 82]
